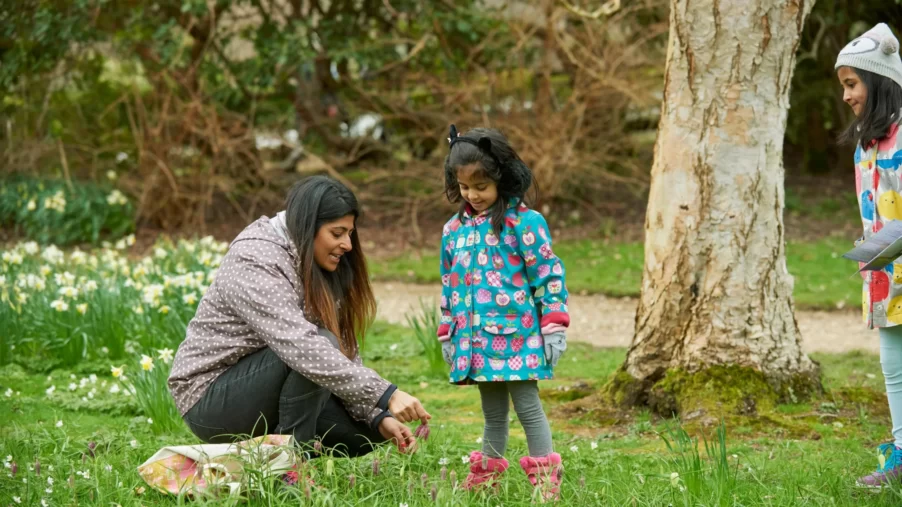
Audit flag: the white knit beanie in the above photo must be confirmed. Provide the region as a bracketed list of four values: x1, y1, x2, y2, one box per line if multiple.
[836, 23, 902, 89]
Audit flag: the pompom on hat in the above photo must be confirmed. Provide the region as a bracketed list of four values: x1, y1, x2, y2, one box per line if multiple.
[836, 23, 902, 89]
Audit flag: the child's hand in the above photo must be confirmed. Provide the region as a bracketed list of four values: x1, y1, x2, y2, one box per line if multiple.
[544, 332, 567, 367]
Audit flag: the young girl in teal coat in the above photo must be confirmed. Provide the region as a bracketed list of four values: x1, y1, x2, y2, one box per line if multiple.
[436, 125, 569, 501]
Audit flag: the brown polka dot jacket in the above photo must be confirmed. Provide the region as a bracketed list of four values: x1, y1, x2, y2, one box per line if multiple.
[168, 216, 393, 426]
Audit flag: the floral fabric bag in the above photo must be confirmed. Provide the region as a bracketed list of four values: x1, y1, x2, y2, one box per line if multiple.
[137, 434, 295, 497]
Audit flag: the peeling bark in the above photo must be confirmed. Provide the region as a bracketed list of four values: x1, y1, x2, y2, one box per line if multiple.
[620, 0, 820, 402]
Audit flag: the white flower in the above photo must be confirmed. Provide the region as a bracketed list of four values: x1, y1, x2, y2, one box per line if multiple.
[104, 464, 112, 473]
[130, 440, 139, 448]
[115, 151, 129, 163]
[47, 477, 53, 485]
[142, 284, 165, 306]
[389, 343, 398, 351]
[80, 470, 90, 479]
[670, 471, 680, 487]
[55, 420, 63, 428]
[12, 496, 21, 504]
[82, 280, 98, 292]
[42, 246, 64, 265]
[87, 391, 94, 399]
[157, 348, 174, 363]
[76, 303, 88, 315]
[4, 388, 12, 398]
[0, 276, 5, 288]
[70, 249, 86, 265]
[439, 457, 449, 466]
[109, 384, 121, 394]
[26, 199, 36, 211]
[45, 385, 56, 396]
[45, 487, 53, 494]
[140, 355, 154, 371]
[182, 292, 198, 305]
[50, 300, 69, 312]
[89, 374, 97, 384]
[110, 365, 124, 378]
[400, 503, 408, 507]
[476, 437, 483, 444]
[41, 499, 49, 507]
[462, 455, 469, 464]
[570, 445, 578, 453]
[126, 234, 136, 246]
[147, 418, 153, 425]
[54, 271, 76, 286]
[106, 170, 118, 181]
[591, 441, 598, 450]
[68, 383, 77, 391]
[106, 190, 128, 206]
[158, 305, 171, 315]
[4, 455, 11, 463]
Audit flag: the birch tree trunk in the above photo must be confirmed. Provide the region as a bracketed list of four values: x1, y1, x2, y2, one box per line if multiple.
[611, 0, 822, 415]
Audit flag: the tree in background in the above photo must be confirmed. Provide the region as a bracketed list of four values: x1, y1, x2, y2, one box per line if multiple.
[609, 0, 822, 417]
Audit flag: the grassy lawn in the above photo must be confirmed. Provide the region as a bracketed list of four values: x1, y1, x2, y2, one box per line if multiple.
[371, 237, 860, 309]
[2, 320, 902, 506]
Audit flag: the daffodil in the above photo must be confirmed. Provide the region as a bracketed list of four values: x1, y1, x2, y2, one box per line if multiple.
[140, 355, 154, 371]
[50, 300, 69, 312]
[158, 305, 170, 315]
[76, 303, 88, 315]
[111, 365, 124, 378]
[157, 348, 174, 363]
[58, 286, 79, 298]
[183, 292, 197, 305]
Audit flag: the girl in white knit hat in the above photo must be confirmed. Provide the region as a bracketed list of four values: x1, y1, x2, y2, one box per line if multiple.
[836, 22, 902, 489]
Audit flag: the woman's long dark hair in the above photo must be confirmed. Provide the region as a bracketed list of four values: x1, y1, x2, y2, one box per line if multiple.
[839, 67, 902, 148]
[284, 176, 375, 359]
[443, 127, 535, 236]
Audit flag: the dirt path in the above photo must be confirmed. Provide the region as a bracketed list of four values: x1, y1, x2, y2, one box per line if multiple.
[373, 282, 877, 354]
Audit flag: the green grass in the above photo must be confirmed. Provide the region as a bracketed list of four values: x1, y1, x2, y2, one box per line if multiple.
[3, 321, 902, 505]
[371, 237, 860, 309]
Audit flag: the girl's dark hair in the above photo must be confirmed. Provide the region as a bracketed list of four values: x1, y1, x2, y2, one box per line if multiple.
[443, 127, 534, 235]
[839, 67, 902, 148]
[284, 175, 375, 359]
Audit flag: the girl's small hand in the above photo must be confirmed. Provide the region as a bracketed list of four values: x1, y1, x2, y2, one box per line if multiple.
[544, 332, 567, 367]
[378, 417, 416, 453]
[389, 390, 432, 424]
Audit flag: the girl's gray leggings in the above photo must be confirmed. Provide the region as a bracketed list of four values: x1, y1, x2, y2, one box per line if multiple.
[880, 326, 902, 448]
[479, 381, 554, 458]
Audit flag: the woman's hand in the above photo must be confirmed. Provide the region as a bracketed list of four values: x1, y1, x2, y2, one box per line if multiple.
[378, 417, 417, 453]
[388, 390, 431, 424]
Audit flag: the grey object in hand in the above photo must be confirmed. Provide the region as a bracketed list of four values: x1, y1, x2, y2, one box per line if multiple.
[442, 341, 455, 365]
[543, 333, 567, 367]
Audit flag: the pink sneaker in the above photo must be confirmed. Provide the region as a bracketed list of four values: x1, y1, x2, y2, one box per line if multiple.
[463, 451, 509, 490]
[519, 453, 563, 502]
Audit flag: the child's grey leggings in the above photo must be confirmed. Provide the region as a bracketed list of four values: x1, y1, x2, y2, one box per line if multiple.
[880, 326, 902, 448]
[479, 381, 553, 458]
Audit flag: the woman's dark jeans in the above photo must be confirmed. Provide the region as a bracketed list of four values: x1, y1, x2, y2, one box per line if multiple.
[184, 346, 385, 458]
